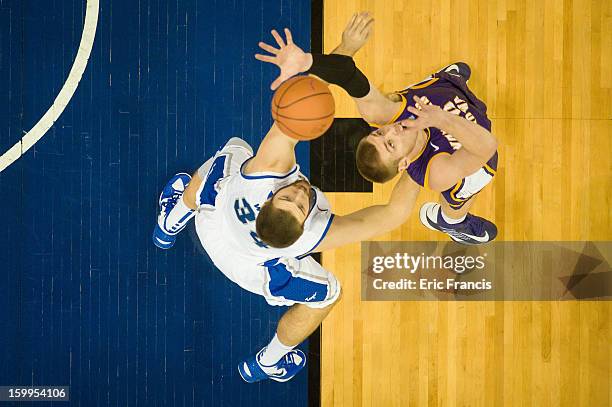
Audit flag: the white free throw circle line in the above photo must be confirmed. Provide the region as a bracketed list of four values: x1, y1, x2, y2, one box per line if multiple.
[0, 0, 100, 173]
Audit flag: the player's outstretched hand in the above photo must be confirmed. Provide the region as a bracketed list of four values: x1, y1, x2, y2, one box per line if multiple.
[335, 12, 374, 56]
[255, 28, 312, 90]
[401, 96, 449, 131]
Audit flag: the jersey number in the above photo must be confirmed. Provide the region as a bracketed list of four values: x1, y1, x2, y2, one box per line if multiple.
[234, 198, 268, 248]
[234, 198, 256, 223]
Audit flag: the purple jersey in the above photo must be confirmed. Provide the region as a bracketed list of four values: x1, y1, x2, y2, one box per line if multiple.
[369, 71, 498, 208]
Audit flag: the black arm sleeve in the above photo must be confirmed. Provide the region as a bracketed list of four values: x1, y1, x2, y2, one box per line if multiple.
[306, 54, 370, 98]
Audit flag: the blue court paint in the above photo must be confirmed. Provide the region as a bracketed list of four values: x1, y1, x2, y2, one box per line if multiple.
[0, 1, 311, 406]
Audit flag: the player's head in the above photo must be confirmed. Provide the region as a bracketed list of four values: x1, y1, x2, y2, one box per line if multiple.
[256, 179, 311, 248]
[356, 121, 421, 183]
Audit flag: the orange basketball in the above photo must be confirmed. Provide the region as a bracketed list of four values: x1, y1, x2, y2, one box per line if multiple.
[271, 76, 335, 140]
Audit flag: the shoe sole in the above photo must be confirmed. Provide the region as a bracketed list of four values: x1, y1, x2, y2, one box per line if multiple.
[237, 363, 257, 383]
[419, 203, 439, 232]
[158, 172, 192, 205]
[420, 204, 488, 245]
[152, 228, 175, 249]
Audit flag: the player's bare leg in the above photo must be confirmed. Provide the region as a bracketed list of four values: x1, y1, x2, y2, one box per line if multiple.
[420, 194, 497, 245]
[181, 171, 202, 210]
[276, 300, 337, 347]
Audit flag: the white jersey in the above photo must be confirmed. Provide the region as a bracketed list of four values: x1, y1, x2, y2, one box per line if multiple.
[194, 140, 334, 264]
[192, 138, 340, 308]
[216, 156, 333, 260]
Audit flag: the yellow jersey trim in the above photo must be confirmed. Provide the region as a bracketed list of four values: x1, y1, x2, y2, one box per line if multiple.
[484, 163, 497, 175]
[408, 77, 439, 90]
[369, 77, 439, 128]
[410, 128, 431, 164]
[424, 152, 451, 190]
[367, 94, 408, 128]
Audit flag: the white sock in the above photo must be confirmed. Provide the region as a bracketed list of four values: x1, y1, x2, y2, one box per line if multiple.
[258, 334, 294, 367]
[161, 195, 195, 234]
[441, 208, 466, 224]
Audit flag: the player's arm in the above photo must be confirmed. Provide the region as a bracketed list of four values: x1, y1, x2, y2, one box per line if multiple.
[314, 173, 420, 253]
[243, 123, 298, 174]
[401, 95, 498, 192]
[328, 12, 401, 124]
[255, 26, 400, 125]
[245, 29, 304, 175]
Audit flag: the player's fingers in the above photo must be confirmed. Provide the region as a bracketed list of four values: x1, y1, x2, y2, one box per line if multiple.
[406, 105, 423, 116]
[347, 13, 357, 30]
[399, 120, 419, 129]
[360, 17, 375, 36]
[412, 95, 428, 108]
[255, 54, 275, 63]
[284, 28, 293, 44]
[258, 42, 279, 54]
[359, 11, 372, 23]
[355, 13, 372, 33]
[271, 29, 285, 47]
[270, 76, 284, 90]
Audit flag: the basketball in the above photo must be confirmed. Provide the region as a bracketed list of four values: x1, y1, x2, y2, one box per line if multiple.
[271, 76, 335, 140]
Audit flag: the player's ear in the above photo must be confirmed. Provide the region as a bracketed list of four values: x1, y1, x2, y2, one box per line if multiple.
[397, 156, 410, 172]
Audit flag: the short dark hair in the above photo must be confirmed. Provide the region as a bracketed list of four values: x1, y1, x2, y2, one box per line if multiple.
[355, 138, 398, 183]
[256, 199, 304, 248]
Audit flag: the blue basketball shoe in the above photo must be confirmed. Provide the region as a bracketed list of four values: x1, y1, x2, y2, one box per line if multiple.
[438, 62, 471, 81]
[238, 348, 307, 383]
[152, 173, 193, 249]
[419, 202, 497, 245]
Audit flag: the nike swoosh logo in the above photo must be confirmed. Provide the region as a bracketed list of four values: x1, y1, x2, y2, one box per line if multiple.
[430, 142, 440, 151]
[439, 227, 489, 243]
[469, 231, 489, 242]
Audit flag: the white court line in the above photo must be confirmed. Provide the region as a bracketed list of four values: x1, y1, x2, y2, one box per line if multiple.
[0, 0, 100, 173]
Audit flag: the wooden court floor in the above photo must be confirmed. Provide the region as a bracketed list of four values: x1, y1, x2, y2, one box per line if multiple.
[319, 1, 611, 406]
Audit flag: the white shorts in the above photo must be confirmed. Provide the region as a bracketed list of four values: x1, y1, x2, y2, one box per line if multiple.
[193, 138, 341, 308]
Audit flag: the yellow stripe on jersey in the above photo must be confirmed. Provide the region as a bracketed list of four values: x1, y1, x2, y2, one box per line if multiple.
[424, 152, 451, 190]
[369, 77, 440, 128]
[408, 77, 439, 90]
[367, 94, 408, 128]
[410, 128, 431, 164]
